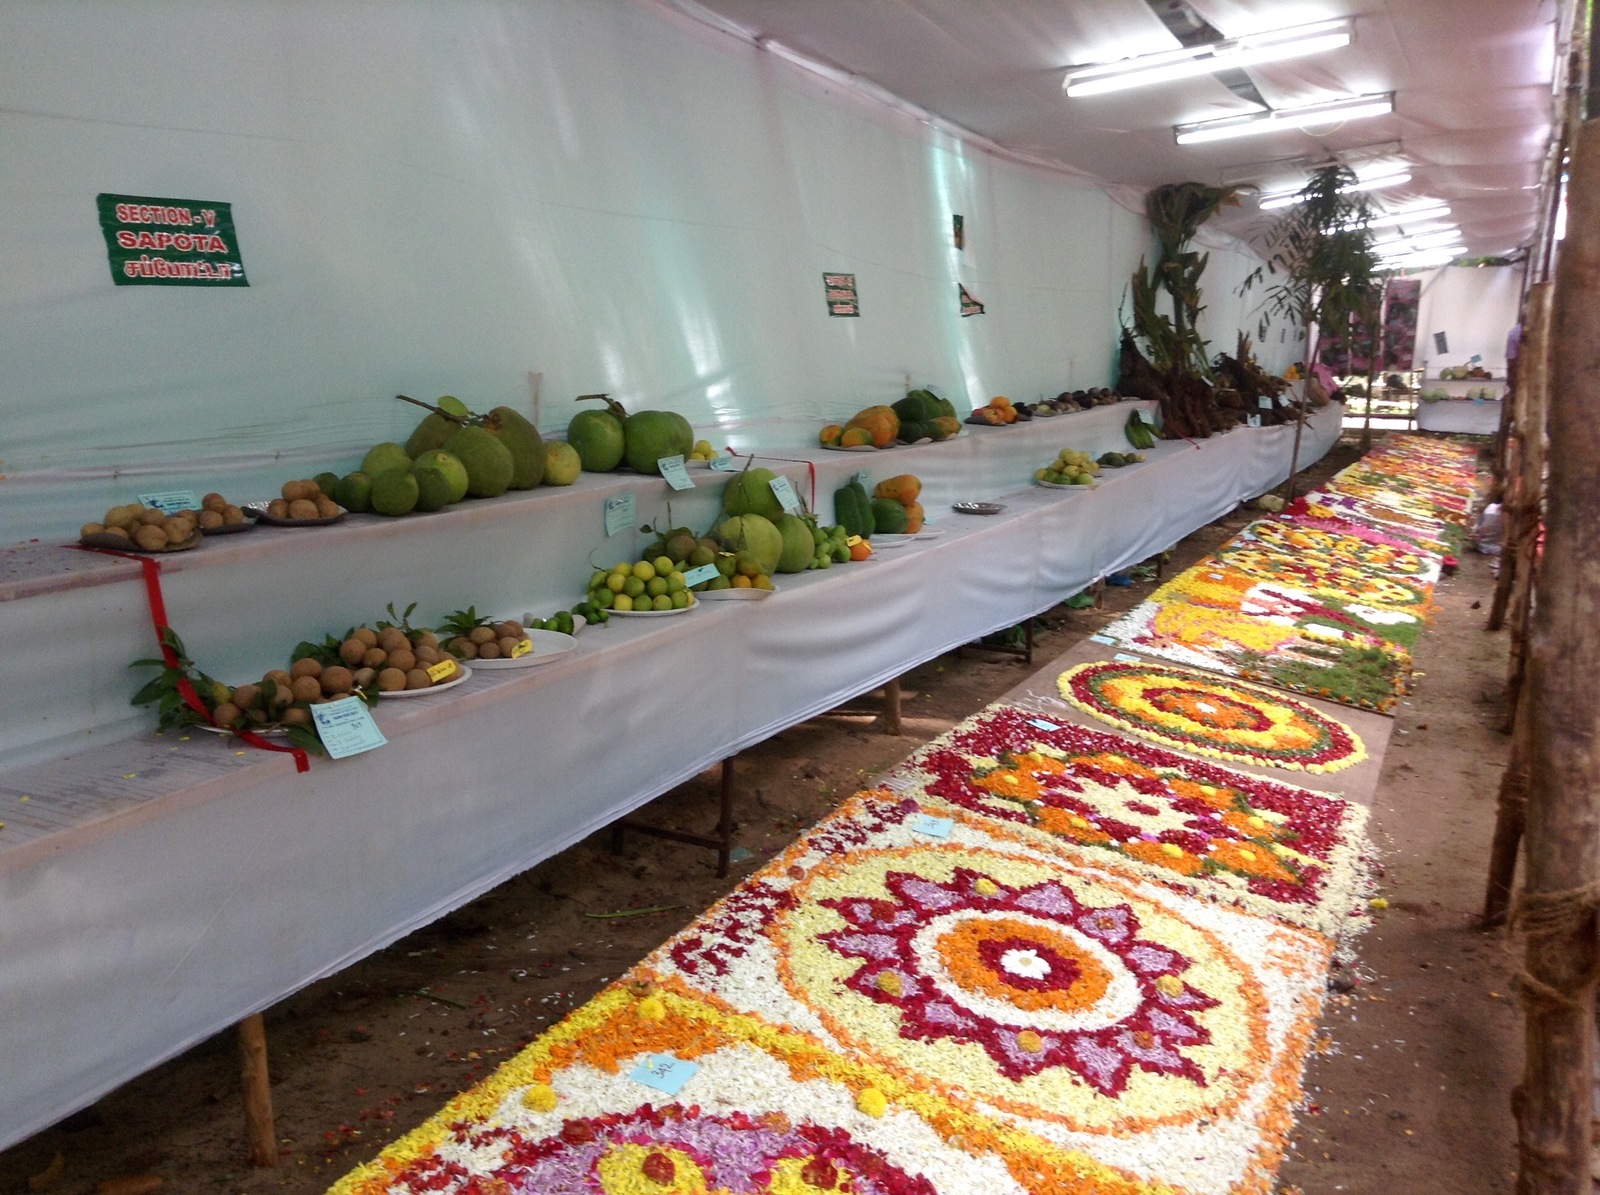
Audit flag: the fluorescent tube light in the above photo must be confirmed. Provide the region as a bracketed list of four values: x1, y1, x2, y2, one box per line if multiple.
[1364, 202, 1450, 229]
[1175, 93, 1394, 145]
[1258, 167, 1412, 210]
[1375, 227, 1462, 251]
[1065, 19, 1351, 97]
[1381, 246, 1466, 269]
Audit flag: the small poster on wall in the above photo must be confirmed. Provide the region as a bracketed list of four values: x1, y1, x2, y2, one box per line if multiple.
[97, 193, 247, 286]
[953, 214, 964, 250]
[823, 272, 859, 317]
[959, 284, 985, 317]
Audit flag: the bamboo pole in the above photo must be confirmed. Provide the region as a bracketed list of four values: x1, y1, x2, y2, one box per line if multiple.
[1487, 282, 1552, 639]
[1510, 114, 1600, 1195]
[239, 1013, 277, 1168]
[1284, 314, 1313, 501]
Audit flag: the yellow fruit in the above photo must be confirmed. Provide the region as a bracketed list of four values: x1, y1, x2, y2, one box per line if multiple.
[753, 575, 775, 591]
[613, 593, 635, 612]
[731, 575, 752, 589]
[607, 572, 627, 593]
[632, 560, 655, 581]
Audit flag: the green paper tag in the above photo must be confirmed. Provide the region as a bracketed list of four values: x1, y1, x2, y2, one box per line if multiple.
[769, 475, 802, 514]
[136, 489, 200, 515]
[682, 563, 720, 587]
[658, 455, 693, 491]
[311, 696, 387, 759]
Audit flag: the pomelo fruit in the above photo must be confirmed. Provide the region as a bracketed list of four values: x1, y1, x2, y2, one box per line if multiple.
[412, 449, 469, 504]
[362, 442, 412, 478]
[485, 406, 545, 489]
[722, 467, 783, 521]
[370, 470, 420, 517]
[543, 440, 581, 485]
[622, 409, 693, 476]
[773, 513, 815, 574]
[717, 513, 784, 576]
[334, 471, 373, 514]
[566, 408, 625, 472]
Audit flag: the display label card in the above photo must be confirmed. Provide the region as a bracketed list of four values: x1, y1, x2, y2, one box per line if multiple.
[630, 1053, 699, 1096]
[1089, 633, 1116, 645]
[311, 697, 387, 760]
[97, 193, 247, 287]
[769, 475, 803, 514]
[853, 470, 870, 489]
[1027, 718, 1062, 731]
[682, 563, 720, 587]
[1247, 414, 1263, 428]
[657, 455, 694, 491]
[509, 638, 533, 658]
[1258, 395, 1273, 409]
[958, 283, 985, 317]
[1114, 652, 1144, 664]
[708, 455, 739, 472]
[427, 659, 458, 683]
[881, 774, 917, 792]
[823, 272, 860, 317]
[136, 489, 200, 515]
[846, 535, 864, 547]
[604, 492, 635, 537]
[909, 813, 954, 838]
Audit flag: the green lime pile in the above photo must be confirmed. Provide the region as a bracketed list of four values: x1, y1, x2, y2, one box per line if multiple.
[808, 523, 852, 569]
[586, 556, 698, 613]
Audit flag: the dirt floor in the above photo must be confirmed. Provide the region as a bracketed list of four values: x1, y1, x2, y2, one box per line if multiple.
[0, 431, 1527, 1195]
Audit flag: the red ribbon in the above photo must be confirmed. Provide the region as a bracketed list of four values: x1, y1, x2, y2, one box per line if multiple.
[74, 545, 310, 773]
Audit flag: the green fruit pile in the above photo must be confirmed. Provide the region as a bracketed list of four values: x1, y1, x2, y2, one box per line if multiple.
[1125, 410, 1159, 449]
[586, 556, 701, 612]
[808, 523, 852, 569]
[1036, 449, 1100, 486]
[1096, 450, 1145, 468]
[567, 393, 694, 477]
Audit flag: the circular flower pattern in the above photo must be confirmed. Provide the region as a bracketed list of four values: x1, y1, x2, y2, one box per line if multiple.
[776, 844, 1268, 1132]
[385, 1105, 936, 1194]
[1058, 660, 1366, 773]
[1218, 545, 1430, 611]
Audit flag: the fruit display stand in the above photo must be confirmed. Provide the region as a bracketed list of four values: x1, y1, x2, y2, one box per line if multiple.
[0, 399, 1343, 1151]
[1416, 392, 1504, 435]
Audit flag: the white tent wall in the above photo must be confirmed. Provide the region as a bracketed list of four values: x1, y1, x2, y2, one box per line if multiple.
[0, 0, 1273, 545]
[1412, 264, 1524, 375]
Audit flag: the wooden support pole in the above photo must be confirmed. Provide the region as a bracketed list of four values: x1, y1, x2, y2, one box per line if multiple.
[1487, 281, 1552, 643]
[238, 1013, 276, 1168]
[1482, 699, 1533, 927]
[1511, 113, 1600, 1195]
[881, 677, 902, 736]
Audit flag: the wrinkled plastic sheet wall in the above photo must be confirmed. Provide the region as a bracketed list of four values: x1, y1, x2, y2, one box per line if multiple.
[0, 0, 1274, 544]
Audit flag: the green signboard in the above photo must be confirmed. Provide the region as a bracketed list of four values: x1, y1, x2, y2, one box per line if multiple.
[96, 193, 247, 287]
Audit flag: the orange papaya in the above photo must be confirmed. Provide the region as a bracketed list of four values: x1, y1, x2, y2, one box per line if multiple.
[902, 500, 925, 533]
[840, 426, 874, 448]
[819, 423, 844, 447]
[873, 474, 922, 503]
[845, 405, 900, 449]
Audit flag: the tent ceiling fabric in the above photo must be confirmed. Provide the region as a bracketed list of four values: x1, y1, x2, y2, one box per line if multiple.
[678, 0, 1557, 257]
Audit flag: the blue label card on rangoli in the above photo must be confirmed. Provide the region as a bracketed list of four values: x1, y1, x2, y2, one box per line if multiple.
[136, 489, 201, 515]
[311, 697, 387, 760]
[1027, 718, 1061, 732]
[1114, 652, 1144, 664]
[681, 563, 720, 587]
[708, 455, 739, 472]
[604, 492, 635, 537]
[657, 455, 693, 491]
[769, 475, 803, 514]
[1089, 634, 1116, 645]
[909, 813, 954, 838]
[630, 1053, 699, 1096]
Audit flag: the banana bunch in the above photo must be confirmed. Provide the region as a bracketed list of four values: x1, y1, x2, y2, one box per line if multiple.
[1125, 410, 1158, 450]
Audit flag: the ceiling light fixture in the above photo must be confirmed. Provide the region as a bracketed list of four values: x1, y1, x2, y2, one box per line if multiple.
[1175, 93, 1394, 145]
[1257, 166, 1412, 210]
[1381, 246, 1467, 269]
[1364, 202, 1450, 229]
[1064, 19, 1352, 97]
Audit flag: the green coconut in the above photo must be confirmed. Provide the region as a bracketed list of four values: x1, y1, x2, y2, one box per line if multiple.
[443, 425, 514, 499]
[722, 466, 783, 521]
[412, 449, 469, 506]
[566, 408, 626, 472]
[623, 409, 693, 476]
[404, 396, 471, 457]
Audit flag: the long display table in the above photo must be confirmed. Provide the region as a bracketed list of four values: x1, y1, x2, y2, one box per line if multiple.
[0, 403, 1342, 1150]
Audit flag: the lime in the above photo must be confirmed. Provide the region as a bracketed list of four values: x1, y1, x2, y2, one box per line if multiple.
[613, 593, 634, 612]
[613, 562, 632, 575]
[632, 560, 656, 581]
[666, 574, 686, 593]
[606, 572, 627, 593]
[671, 589, 690, 609]
[588, 570, 609, 590]
[594, 588, 615, 609]
[652, 593, 673, 611]
[652, 555, 674, 576]
[624, 576, 646, 598]
[647, 576, 669, 598]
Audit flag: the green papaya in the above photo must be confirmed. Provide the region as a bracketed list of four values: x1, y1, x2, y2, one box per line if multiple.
[870, 497, 910, 534]
[897, 421, 927, 444]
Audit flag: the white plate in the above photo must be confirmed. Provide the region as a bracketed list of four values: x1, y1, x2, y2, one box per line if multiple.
[521, 613, 587, 634]
[468, 629, 578, 669]
[379, 664, 472, 697]
[870, 533, 916, 547]
[696, 586, 772, 600]
[914, 525, 945, 539]
[611, 601, 700, 617]
[1034, 479, 1099, 491]
[199, 724, 289, 738]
